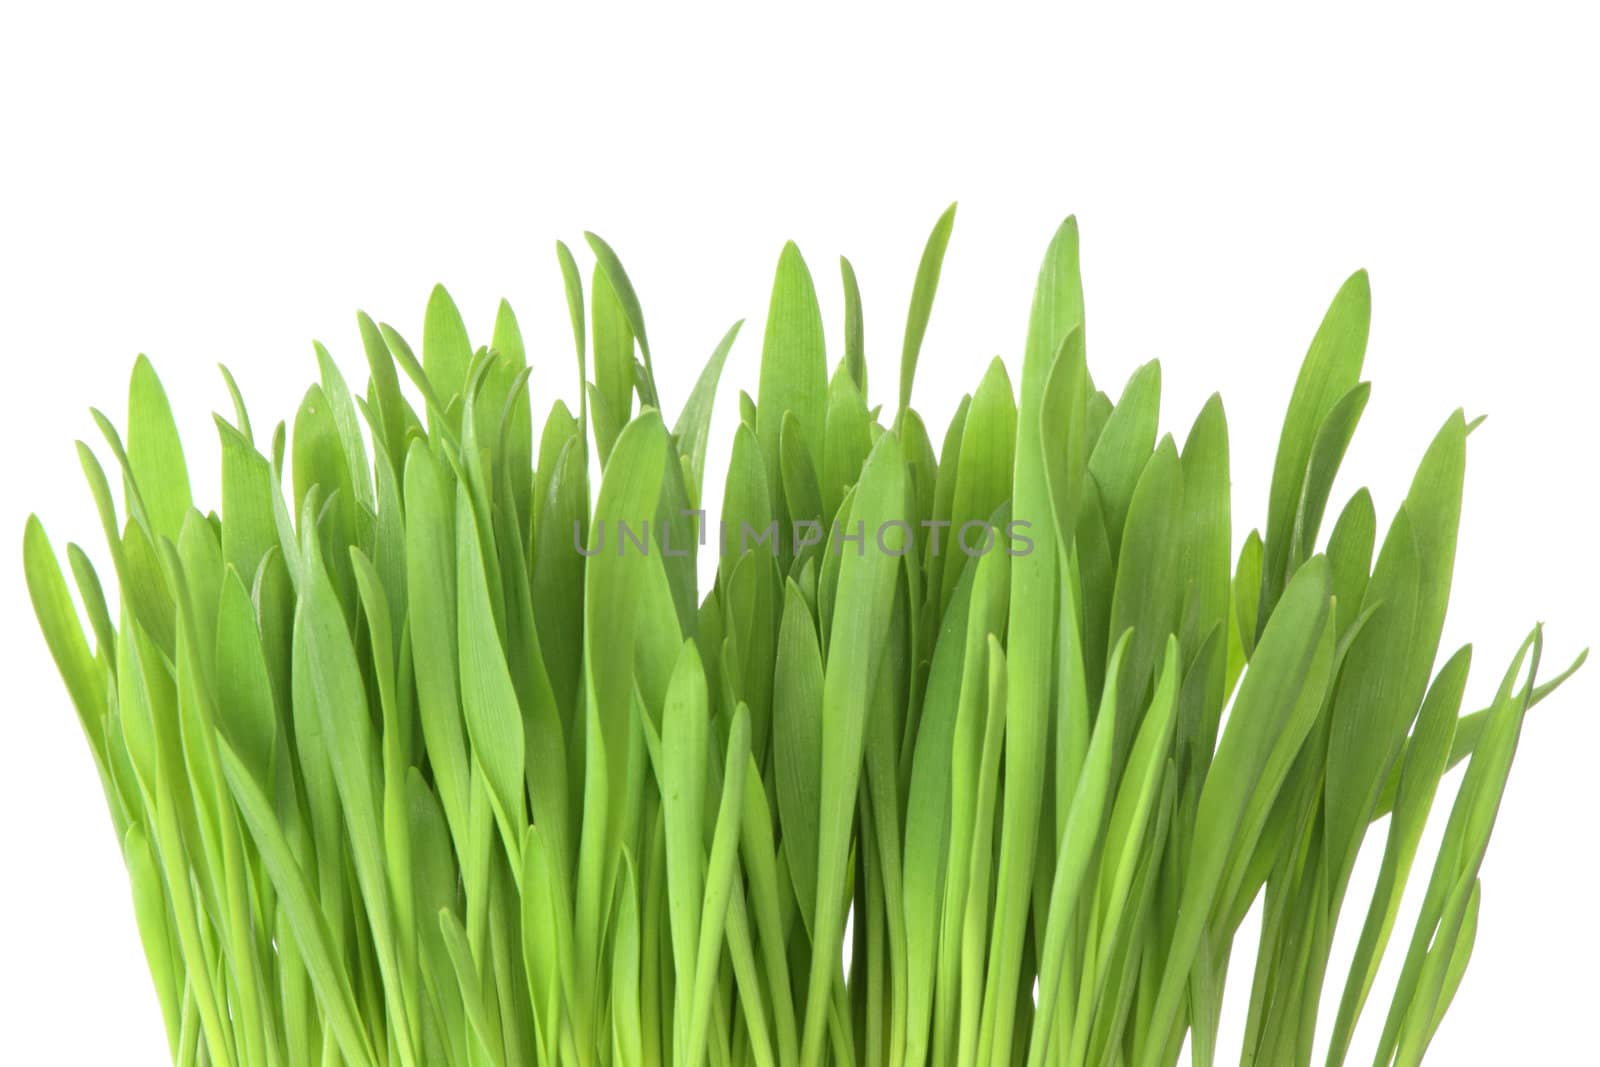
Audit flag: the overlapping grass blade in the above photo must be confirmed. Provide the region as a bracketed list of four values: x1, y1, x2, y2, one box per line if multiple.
[26, 216, 1582, 1067]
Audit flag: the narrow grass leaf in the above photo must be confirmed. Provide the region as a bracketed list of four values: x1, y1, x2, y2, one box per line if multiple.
[424, 284, 473, 408]
[758, 242, 828, 496]
[1259, 270, 1370, 630]
[674, 320, 744, 506]
[898, 202, 957, 416]
[127, 355, 194, 544]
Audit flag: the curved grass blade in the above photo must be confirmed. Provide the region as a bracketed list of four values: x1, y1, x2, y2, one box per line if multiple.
[898, 202, 957, 418]
[841, 255, 866, 396]
[585, 231, 659, 409]
[674, 320, 744, 506]
[1259, 270, 1369, 631]
[127, 355, 194, 544]
[1325, 645, 1471, 1066]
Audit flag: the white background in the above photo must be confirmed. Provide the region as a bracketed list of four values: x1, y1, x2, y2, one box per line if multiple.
[2, 4, 1595, 1063]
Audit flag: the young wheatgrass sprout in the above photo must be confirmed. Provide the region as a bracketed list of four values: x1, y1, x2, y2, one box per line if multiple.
[25, 209, 1586, 1067]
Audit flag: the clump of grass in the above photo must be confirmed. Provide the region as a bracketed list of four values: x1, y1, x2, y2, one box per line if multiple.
[26, 210, 1584, 1067]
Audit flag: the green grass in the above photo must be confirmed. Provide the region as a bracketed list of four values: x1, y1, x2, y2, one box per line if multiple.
[25, 210, 1584, 1067]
